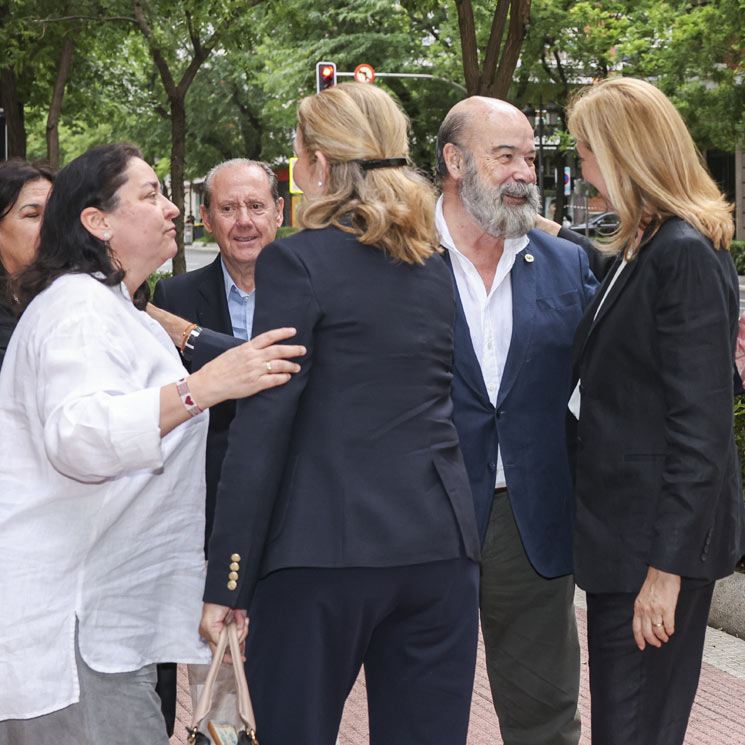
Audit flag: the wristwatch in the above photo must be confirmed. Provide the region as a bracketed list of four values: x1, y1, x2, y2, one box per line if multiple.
[182, 325, 203, 362]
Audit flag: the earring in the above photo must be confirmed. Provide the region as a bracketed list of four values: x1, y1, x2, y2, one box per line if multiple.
[103, 232, 111, 240]
[317, 181, 323, 188]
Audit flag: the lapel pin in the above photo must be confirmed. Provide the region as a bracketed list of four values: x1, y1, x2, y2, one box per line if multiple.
[524, 253, 535, 263]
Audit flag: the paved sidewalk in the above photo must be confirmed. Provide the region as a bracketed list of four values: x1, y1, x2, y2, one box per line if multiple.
[171, 589, 745, 744]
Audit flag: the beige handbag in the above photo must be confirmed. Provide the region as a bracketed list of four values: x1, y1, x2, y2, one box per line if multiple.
[186, 619, 259, 745]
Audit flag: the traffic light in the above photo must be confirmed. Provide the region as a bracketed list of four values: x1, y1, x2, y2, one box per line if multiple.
[316, 62, 336, 93]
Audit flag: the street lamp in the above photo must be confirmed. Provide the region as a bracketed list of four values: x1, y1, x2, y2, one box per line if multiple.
[522, 99, 560, 214]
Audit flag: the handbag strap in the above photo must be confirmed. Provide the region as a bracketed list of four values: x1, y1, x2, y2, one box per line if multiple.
[189, 617, 258, 740]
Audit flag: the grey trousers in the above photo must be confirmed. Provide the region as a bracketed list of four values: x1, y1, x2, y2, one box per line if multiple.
[0, 626, 170, 745]
[479, 490, 581, 745]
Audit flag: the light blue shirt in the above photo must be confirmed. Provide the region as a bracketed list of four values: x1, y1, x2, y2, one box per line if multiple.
[220, 257, 255, 341]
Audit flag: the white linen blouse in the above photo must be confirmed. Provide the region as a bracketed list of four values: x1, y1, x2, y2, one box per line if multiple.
[0, 273, 211, 720]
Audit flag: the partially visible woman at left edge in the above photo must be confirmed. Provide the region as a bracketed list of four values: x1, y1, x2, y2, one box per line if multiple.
[0, 159, 54, 367]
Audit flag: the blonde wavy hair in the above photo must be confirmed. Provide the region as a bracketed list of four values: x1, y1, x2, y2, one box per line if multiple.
[296, 82, 438, 264]
[567, 77, 733, 258]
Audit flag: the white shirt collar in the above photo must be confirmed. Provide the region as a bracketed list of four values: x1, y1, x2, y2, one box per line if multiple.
[435, 195, 530, 260]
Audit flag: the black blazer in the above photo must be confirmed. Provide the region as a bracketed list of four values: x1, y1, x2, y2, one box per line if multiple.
[153, 256, 235, 546]
[202, 226, 480, 610]
[570, 218, 745, 593]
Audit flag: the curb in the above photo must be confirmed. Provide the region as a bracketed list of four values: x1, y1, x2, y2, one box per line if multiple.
[709, 571, 745, 638]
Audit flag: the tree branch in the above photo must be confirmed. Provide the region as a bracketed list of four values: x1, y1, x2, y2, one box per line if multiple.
[482, 0, 511, 88]
[46, 31, 77, 169]
[541, 43, 559, 84]
[36, 15, 135, 23]
[490, 0, 531, 98]
[455, 0, 480, 94]
[133, 0, 178, 98]
[552, 46, 569, 99]
[184, 9, 202, 56]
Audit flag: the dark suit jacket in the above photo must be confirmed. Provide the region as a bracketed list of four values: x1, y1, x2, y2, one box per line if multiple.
[571, 218, 745, 593]
[201, 226, 480, 610]
[153, 256, 234, 546]
[448, 230, 597, 578]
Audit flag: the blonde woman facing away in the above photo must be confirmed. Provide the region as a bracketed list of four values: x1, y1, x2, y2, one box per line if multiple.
[194, 83, 481, 745]
[567, 77, 745, 745]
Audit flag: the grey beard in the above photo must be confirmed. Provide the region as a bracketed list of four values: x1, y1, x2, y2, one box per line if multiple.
[459, 168, 541, 239]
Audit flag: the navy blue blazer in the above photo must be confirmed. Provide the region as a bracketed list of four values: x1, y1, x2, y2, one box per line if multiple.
[153, 256, 234, 548]
[201, 227, 480, 610]
[448, 229, 597, 578]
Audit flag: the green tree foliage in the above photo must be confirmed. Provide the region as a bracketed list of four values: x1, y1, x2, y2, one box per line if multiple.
[635, 0, 745, 152]
[5, 0, 745, 266]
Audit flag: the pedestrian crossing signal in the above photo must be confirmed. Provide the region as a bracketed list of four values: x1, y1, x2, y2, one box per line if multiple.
[316, 62, 336, 93]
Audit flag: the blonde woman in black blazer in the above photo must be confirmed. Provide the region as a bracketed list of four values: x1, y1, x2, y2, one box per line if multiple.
[567, 78, 745, 745]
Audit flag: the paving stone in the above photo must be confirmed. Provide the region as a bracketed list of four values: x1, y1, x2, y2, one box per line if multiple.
[171, 593, 745, 745]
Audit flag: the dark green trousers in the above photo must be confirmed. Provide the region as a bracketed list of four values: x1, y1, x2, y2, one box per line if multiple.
[479, 490, 581, 745]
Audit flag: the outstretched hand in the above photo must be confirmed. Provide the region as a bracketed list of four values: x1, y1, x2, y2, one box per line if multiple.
[189, 327, 306, 409]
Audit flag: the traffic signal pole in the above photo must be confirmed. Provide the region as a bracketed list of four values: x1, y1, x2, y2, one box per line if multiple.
[336, 71, 467, 95]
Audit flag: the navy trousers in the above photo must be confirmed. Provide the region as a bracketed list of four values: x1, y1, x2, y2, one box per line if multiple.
[244, 558, 480, 745]
[586, 581, 715, 745]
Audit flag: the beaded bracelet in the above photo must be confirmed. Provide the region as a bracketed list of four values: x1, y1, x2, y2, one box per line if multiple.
[176, 377, 202, 418]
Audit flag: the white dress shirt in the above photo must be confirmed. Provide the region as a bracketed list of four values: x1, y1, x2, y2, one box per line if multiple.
[435, 196, 529, 488]
[0, 274, 211, 720]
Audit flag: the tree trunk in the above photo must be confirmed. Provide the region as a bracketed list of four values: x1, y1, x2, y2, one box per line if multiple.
[0, 67, 26, 159]
[486, 0, 531, 98]
[455, 0, 531, 98]
[46, 34, 76, 169]
[454, 0, 480, 96]
[170, 96, 187, 275]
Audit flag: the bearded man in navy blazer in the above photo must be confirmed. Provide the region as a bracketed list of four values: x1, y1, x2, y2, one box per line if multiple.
[435, 97, 597, 745]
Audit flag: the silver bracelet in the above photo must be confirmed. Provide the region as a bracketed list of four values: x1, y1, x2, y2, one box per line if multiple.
[182, 325, 203, 362]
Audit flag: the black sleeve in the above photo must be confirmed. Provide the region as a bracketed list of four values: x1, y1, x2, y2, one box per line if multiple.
[152, 278, 239, 371]
[558, 226, 614, 281]
[204, 241, 320, 609]
[191, 328, 241, 371]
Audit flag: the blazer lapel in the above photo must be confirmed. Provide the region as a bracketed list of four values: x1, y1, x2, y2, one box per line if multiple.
[441, 250, 492, 405]
[497, 245, 536, 408]
[197, 255, 233, 336]
[575, 251, 640, 363]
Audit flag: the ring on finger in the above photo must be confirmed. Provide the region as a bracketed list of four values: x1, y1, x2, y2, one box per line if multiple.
[265, 361, 272, 373]
[653, 622, 664, 627]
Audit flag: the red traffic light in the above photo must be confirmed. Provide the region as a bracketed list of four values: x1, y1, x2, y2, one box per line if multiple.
[316, 61, 337, 93]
